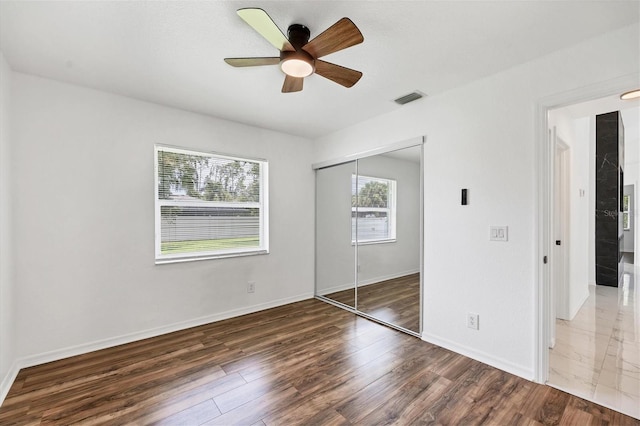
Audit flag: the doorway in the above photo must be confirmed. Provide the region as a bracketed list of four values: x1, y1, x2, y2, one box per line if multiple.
[539, 81, 640, 419]
[622, 184, 635, 271]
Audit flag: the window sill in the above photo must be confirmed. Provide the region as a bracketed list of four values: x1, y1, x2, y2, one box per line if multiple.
[351, 239, 396, 246]
[155, 249, 269, 265]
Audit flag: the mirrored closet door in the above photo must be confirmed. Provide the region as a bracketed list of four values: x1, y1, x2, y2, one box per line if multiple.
[314, 141, 423, 336]
[316, 161, 357, 309]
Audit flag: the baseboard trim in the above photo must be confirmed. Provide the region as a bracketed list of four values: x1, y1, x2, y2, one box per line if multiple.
[421, 332, 534, 381]
[569, 289, 590, 320]
[0, 360, 20, 406]
[0, 292, 313, 406]
[318, 282, 354, 295]
[357, 269, 420, 287]
[318, 269, 420, 295]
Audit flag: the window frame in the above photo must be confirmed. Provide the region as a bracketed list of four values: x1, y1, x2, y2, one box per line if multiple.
[351, 174, 397, 245]
[154, 144, 269, 264]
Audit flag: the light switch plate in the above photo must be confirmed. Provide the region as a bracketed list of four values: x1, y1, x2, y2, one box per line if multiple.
[490, 226, 508, 241]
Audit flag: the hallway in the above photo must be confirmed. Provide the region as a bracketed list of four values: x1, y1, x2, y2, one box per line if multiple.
[548, 271, 640, 419]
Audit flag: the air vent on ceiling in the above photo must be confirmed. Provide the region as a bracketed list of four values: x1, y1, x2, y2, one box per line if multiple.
[394, 91, 424, 105]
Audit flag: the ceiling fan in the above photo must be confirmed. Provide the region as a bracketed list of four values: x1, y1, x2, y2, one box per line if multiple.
[224, 8, 364, 93]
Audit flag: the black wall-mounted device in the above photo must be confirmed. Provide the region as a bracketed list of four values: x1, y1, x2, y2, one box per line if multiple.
[461, 188, 468, 205]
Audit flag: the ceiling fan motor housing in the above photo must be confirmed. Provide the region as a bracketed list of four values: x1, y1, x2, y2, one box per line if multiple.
[287, 24, 311, 50]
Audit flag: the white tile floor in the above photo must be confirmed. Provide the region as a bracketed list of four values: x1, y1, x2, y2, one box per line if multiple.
[548, 269, 640, 419]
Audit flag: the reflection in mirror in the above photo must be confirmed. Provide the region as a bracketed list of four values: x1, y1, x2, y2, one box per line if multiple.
[356, 145, 421, 332]
[316, 161, 356, 308]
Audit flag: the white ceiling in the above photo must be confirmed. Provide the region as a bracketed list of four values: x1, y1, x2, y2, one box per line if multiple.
[560, 95, 640, 140]
[1, 1, 638, 139]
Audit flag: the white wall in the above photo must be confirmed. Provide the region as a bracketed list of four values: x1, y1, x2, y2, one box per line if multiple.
[547, 110, 591, 320]
[622, 109, 640, 260]
[572, 117, 592, 310]
[0, 51, 15, 398]
[313, 23, 639, 379]
[622, 112, 640, 186]
[588, 117, 597, 286]
[10, 73, 315, 365]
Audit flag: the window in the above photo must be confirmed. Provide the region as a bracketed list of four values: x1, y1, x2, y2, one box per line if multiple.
[154, 145, 268, 263]
[623, 194, 630, 230]
[352, 174, 396, 243]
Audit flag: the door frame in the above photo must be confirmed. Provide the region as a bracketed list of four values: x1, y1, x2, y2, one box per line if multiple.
[624, 182, 637, 270]
[534, 73, 638, 383]
[633, 183, 638, 272]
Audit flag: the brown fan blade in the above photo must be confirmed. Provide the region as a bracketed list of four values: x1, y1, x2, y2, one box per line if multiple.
[224, 57, 280, 67]
[314, 60, 362, 88]
[237, 8, 294, 52]
[282, 75, 303, 93]
[302, 18, 363, 59]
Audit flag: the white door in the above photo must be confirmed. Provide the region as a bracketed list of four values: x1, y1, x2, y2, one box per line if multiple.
[551, 130, 570, 348]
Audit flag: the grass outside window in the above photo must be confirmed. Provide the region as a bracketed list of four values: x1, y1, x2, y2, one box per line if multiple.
[161, 237, 260, 255]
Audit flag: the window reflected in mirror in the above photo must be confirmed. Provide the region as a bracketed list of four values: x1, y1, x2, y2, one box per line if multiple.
[352, 174, 396, 243]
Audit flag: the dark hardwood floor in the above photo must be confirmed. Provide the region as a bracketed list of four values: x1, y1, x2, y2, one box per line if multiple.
[322, 287, 355, 307]
[325, 273, 420, 332]
[0, 299, 637, 425]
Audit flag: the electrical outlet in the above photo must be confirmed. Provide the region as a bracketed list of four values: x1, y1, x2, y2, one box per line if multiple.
[247, 281, 255, 293]
[467, 313, 479, 330]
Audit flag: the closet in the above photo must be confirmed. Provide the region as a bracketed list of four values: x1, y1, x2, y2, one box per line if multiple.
[314, 139, 423, 335]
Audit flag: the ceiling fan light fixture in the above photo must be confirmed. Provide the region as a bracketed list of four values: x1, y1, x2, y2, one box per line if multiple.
[225, 9, 363, 92]
[281, 58, 314, 78]
[620, 89, 640, 100]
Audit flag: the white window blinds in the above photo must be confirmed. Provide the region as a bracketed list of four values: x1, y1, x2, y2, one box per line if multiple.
[155, 145, 268, 263]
